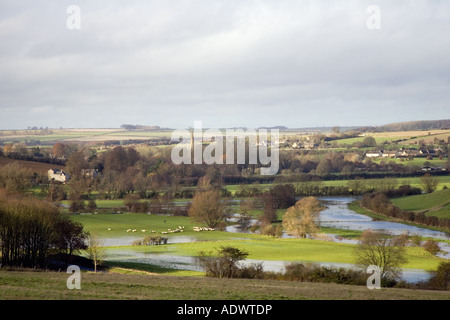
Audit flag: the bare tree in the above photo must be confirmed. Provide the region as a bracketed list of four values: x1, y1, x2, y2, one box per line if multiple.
[86, 233, 106, 273]
[354, 230, 407, 281]
[420, 173, 439, 193]
[188, 189, 226, 229]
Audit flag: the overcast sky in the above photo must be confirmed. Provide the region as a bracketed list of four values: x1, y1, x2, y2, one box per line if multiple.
[0, 0, 449, 130]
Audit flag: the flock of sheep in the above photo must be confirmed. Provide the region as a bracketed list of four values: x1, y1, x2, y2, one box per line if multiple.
[106, 225, 215, 233]
[193, 226, 215, 232]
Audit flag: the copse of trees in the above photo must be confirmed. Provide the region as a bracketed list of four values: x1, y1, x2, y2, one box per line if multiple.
[0, 190, 88, 269]
[0, 162, 34, 193]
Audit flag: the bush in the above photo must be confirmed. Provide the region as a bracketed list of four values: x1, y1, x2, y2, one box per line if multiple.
[233, 263, 265, 279]
[199, 246, 249, 278]
[282, 262, 367, 285]
[422, 240, 441, 255]
[410, 234, 422, 246]
[142, 235, 168, 245]
[425, 262, 450, 290]
[259, 224, 282, 237]
[69, 199, 85, 213]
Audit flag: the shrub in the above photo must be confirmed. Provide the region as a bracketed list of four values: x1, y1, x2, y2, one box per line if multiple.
[142, 235, 168, 245]
[422, 240, 441, 255]
[410, 234, 422, 246]
[259, 224, 282, 237]
[199, 246, 249, 278]
[233, 263, 265, 279]
[282, 262, 367, 285]
[69, 199, 85, 213]
[425, 262, 450, 290]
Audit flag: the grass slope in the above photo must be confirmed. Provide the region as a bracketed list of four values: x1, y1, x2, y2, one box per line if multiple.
[391, 188, 450, 219]
[1, 270, 449, 300]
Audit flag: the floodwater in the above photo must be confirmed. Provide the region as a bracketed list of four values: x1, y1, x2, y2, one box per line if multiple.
[103, 196, 449, 283]
[318, 197, 450, 241]
[105, 249, 433, 284]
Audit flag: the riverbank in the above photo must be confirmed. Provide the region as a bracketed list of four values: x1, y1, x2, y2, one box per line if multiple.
[349, 200, 450, 238]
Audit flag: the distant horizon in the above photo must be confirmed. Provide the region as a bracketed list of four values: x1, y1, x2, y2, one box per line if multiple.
[2, 118, 450, 132]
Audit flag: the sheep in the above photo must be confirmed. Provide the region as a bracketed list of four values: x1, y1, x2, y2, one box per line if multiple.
[193, 226, 214, 232]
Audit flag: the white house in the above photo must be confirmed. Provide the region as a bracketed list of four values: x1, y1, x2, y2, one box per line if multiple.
[365, 150, 383, 158]
[48, 169, 70, 183]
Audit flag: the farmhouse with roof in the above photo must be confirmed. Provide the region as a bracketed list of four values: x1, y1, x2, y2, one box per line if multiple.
[48, 169, 70, 183]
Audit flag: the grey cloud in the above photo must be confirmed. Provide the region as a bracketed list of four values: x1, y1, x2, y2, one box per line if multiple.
[0, 0, 449, 129]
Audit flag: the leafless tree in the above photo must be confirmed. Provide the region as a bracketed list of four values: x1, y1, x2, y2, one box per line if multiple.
[354, 230, 407, 280]
[86, 233, 106, 273]
[420, 173, 439, 193]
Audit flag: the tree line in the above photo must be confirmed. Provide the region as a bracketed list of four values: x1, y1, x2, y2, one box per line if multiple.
[0, 190, 88, 269]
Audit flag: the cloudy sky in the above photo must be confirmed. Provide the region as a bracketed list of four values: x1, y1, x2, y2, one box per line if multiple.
[0, 0, 449, 130]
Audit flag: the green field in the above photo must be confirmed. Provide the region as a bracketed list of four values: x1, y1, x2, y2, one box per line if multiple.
[334, 136, 406, 145]
[391, 188, 450, 219]
[371, 157, 447, 168]
[224, 175, 450, 195]
[70, 213, 446, 273]
[107, 237, 443, 271]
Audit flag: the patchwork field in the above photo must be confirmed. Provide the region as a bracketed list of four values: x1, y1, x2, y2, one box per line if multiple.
[0, 157, 65, 175]
[333, 129, 450, 146]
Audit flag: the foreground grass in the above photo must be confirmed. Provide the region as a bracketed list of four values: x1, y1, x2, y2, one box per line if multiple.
[1, 269, 448, 300]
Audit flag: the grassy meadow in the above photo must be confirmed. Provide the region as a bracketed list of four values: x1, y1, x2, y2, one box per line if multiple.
[69, 212, 447, 273]
[391, 188, 450, 218]
[1, 269, 449, 300]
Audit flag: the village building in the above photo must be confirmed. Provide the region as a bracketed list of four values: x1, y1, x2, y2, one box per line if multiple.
[365, 150, 383, 158]
[48, 169, 70, 183]
[81, 168, 99, 179]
